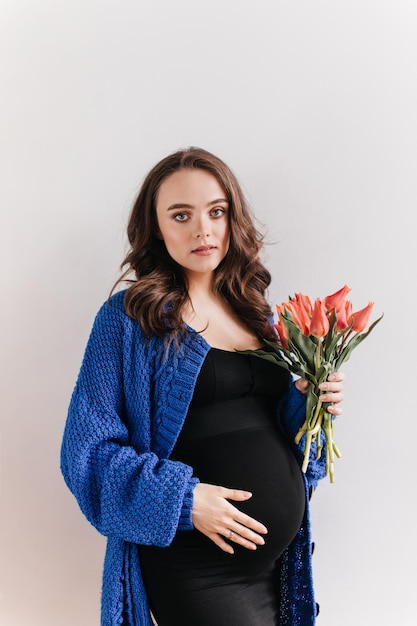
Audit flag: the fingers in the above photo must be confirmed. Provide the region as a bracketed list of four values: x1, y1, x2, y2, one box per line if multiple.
[223, 487, 268, 534]
[209, 533, 235, 554]
[223, 487, 253, 502]
[294, 378, 309, 394]
[328, 371, 345, 383]
[319, 371, 345, 415]
[225, 517, 267, 551]
[219, 488, 268, 550]
[192, 484, 268, 554]
[229, 506, 268, 539]
[209, 524, 266, 555]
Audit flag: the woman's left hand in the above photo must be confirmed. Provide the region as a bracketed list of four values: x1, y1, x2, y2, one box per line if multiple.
[295, 371, 345, 416]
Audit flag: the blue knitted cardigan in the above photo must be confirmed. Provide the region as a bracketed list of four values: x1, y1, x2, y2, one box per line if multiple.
[61, 290, 328, 625]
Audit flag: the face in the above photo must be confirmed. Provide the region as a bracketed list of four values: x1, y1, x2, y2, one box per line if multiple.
[155, 168, 230, 282]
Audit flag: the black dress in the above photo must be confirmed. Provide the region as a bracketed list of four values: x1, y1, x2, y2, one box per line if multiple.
[138, 348, 305, 626]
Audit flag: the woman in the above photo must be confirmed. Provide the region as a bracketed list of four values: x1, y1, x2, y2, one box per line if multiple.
[61, 147, 345, 626]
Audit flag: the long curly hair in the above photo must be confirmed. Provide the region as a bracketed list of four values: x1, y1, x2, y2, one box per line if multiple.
[112, 147, 277, 343]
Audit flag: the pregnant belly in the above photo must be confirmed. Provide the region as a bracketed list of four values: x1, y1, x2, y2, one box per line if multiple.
[181, 427, 305, 568]
[140, 397, 306, 583]
[168, 399, 306, 577]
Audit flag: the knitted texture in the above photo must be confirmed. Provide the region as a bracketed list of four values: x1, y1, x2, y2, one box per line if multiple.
[61, 290, 326, 625]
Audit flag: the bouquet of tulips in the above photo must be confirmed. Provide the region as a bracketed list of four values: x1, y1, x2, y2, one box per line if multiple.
[246, 286, 382, 482]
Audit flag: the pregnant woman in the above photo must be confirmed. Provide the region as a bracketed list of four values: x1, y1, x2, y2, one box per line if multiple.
[61, 147, 345, 626]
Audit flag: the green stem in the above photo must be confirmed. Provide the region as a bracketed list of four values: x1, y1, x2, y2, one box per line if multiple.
[315, 339, 321, 371]
[301, 431, 313, 473]
[316, 424, 323, 460]
[294, 424, 307, 445]
[338, 328, 353, 357]
[309, 398, 323, 429]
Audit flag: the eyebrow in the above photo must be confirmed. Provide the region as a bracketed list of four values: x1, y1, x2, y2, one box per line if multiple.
[167, 198, 229, 211]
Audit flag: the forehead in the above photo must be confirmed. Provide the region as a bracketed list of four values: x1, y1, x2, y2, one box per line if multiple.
[156, 169, 227, 207]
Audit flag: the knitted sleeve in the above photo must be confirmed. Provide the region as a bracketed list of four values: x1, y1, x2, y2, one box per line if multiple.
[277, 378, 327, 490]
[60, 299, 199, 546]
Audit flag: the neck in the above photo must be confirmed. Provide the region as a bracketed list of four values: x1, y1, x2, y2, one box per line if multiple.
[182, 273, 225, 330]
[186, 272, 216, 300]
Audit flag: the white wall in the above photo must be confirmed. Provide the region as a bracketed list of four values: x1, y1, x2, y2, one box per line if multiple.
[2, 1, 416, 624]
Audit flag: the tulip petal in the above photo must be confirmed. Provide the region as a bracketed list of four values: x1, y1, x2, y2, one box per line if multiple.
[350, 302, 374, 333]
[310, 299, 330, 337]
[324, 285, 351, 312]
[334, 313, 384, 369]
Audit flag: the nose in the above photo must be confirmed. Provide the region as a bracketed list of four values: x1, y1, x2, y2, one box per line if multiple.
[192, 215, 211, 239]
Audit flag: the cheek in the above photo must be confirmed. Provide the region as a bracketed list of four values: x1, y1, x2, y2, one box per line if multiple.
[157, 218, 179, 244]
[221, 223, 231, 248]
[218, 229, 230, 261]
[160, 229, 187, 257]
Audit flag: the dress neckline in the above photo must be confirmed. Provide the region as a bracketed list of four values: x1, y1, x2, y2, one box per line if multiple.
[209, 346, 266, 354]
[185, 322, 265, 354]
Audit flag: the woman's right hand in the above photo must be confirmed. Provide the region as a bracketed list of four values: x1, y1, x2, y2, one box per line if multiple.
[192, 483, 268, 554]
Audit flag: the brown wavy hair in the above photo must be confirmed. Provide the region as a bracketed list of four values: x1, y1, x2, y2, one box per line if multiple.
[112, 147, 277, 343]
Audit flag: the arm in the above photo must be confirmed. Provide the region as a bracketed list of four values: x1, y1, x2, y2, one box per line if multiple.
[60, 299, 198, 547]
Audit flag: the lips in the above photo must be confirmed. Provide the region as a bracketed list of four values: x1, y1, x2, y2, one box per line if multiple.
[191, 245, 217, 256]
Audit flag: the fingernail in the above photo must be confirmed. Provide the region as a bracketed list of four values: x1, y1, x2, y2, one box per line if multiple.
[243, 491, 252, 498]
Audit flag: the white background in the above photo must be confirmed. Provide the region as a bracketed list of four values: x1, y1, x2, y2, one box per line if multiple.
[1, 1, 416, 624]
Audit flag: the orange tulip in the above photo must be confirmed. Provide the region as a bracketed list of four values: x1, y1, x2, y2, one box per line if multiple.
[294, 292, 313, 317]
[324, 285, 351, 312]
[274, 320, 289, 349]
[276, 303, 286, 322]
[335, 300, 352, 331]
[349, 302, 374, 332]
[285, 302, 302, 329]
[310, 299, 330, 337]
[288, 299, 311, 335]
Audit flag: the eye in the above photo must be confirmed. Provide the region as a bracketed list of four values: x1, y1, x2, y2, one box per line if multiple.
[211, 207, 226, 218]
[173, 212, 189, 222]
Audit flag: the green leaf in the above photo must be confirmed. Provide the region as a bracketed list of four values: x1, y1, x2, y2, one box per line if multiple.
[264, 339, 312, 378]
[322, 309, 338, 355]
[334, 313, 384, 369]
[237, 341, 315, 382]
[324, 318, 354, 363]
[315, 362, 333, 384]
[306, 385, 319, 420]
[280, 310, 317, 371]
[236, 348, 291, 371]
